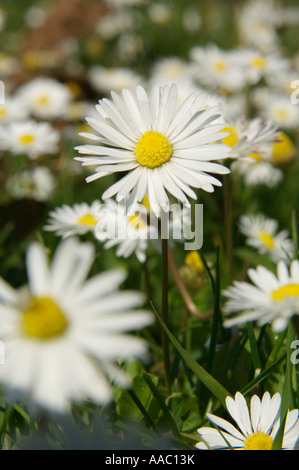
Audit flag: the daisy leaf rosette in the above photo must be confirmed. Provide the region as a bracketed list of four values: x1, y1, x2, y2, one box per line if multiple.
[196, 391, 299, 450]
[75, 84, 231, 215]
[223, 259, 299, 332]
[0, 237, 153, 414]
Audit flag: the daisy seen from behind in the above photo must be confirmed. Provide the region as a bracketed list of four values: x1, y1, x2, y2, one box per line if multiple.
[0, 237, 153, 414]
[44, 200, 101, 239]
[239, 213, 294, 263]
[196, 391, 299, 450]
[75, 83, 231, 215]
[223, 259, 299, 332]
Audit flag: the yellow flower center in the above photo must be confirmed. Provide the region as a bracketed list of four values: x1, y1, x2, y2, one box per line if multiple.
[275, 108, 288, 121]
[250, 56, 267, 69]
[135, 130, 172, 168]
[248, 151, 262, 162]
[184, 250, 204, 272]
[128, 214, 146, 229]
[258, 231, 275, 249]
[21, 296, 68, 340]
[212, 60, 227, 72]
[0, 107, 6, 116]
[36, 94, 49, 105]
[244, 431, 273, 450]
[271, 133, 296, 165]
[222, 125, 239, 148]
[77, 213, 97, 226]
[272, 283, 299, 302]
[19, 133, 35, 144]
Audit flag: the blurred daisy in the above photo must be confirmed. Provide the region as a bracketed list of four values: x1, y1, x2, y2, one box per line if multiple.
[222, 116, 278, 159]
[6, 166, 56, 202]
[44, 201, 101, 239]
[231, 151, 283, 187]
[17, 77, 72, 120]
[233, 49, 290, 86]
[0, 96, 28, 124]
[0, 237, 153, 414]
[197, 391, 299, 450]
[75, 84, 231, 215]
[89, 66, 143, 95]
[190, 44, 244, 94]
[239, 213, 294, 263]
[0, 120, 59, 158]
[260, 93, 299, 130]
[95, 199, 158, 263]
[223, 259, 299, 332]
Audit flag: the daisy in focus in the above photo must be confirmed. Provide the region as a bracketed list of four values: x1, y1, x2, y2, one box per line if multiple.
[44, 201, 101, 239]
[223, 259, 299, 332]
[196, 391, 299, 450]
[75, 83, 231, 215]
[0, 237, 153, 414]
[0, 120, 60, 158]
[239, 213, 294, 263]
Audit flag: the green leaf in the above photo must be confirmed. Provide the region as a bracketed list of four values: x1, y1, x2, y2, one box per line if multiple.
[151, 303, 231, 408]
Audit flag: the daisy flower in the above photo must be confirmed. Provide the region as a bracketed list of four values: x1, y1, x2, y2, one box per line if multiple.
[16, 77, 72, 120]
[239, 213, 294, 263]
[88, 66, 143, 95]
[196, 391, 299, 450]
[95, 198, 158, 263]
[221, 116, 278, 159]
[43, 201, 101, 239]
[75, 84, 231, 215]
[0, 120, 59, 158]
[223, 259, 299, 332]
[260, 93, 299, 130]
[0, 96, 29, 125]
[189, 44, 244, 94]
[0, 237, 153, 414]
[6, 166, 56, 202]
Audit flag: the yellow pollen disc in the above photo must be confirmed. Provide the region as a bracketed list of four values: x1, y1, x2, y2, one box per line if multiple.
[184, 251, 204, 272]
[19, 133, 35, 144]
[129, 214, 146, 229]
[36, 94, 49, 105]
[222, 125, 239, 148]
[77, 213, 97, 226]
[271, 133, 296, 165]
[135, 130, 172, 168]
[0, 107, 6, 116]
[272, 283, 299, 302]
[21, 296, 68, 339]
[275, 108, 288, 120]
[258, 231, 275, 249]
[251, 56, 267, 68]
[248, 151, 262, 162]
[244, 432, 273, 450]
[212, 60, 227, 72]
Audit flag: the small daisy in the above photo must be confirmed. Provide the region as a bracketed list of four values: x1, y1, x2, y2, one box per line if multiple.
[6, 166, 56, 202]
[0, 237, 153, 414]
[223, 259, 299, 332]
[75, 84, 231, 216]
[43, 201, 101, 239]
[0, 120, 59, 158]
[196, 391, 299, 450]
[16, 77, 72, 120]
[0, 96, 29, 124]
[221, 116, 278, 159]
[260, 93, 299, 130]
[190, 44, 244, 94]
[88, 66, 143, 95]
[95, 199, 158, 263]
[239, 213, 294, 263]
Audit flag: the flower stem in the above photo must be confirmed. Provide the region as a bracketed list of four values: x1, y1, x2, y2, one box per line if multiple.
[224, 176, 234, 284]
[161, 237, 171, 395]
